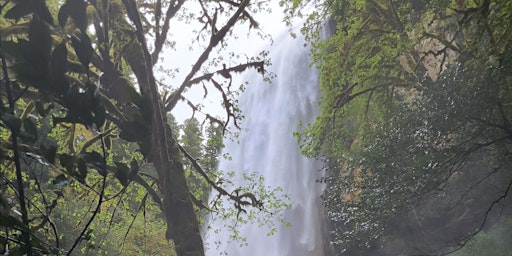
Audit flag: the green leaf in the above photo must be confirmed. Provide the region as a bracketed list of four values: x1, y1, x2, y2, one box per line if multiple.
[71, 34, 93, 69]
[68, 60, 86, 73]
[4, 3, 33, 20]
[28, 16, 52, 67]
[35, 101, 46, 117]
[22, 117, 38, 141]
[41, 138, 58, 164]
[81, 151, 106, 176]
[66, 0, 88, 32]
[92, 104, 105, 129]
[77, 157, 88, 180]
[59, 154, 75, 173]
[114, 162, 129, 186]
[58, 4, 70, 27]
[1, 113, 21, 133]
[84, 229, 93, 240]
[33, 0, 54, 24]
[0, 213, 25, 229]
[0, 40, 28, 61]
[50, 42, 69, 94]
[52, 174, 69, 186]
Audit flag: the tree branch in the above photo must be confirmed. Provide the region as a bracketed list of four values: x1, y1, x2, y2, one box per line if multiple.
[152, 0, 186, 64]
[1, 45, 33, 256]
[165, 0, 251, 112]
[66, 135, 108, 256]
[441, 175, 512, 256]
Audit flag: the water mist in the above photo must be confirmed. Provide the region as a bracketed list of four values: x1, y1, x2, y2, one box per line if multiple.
[204, 31, 325, 256]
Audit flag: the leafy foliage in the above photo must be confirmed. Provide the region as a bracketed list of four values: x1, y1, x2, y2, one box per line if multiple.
[0, 0, 287, 255]
[288, 0, 512, 254]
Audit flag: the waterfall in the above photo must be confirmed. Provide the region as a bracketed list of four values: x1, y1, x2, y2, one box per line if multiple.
[204, 31, 325, 256]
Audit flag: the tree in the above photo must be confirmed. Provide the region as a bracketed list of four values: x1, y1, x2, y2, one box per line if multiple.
[202, 121, 223, 173]
[181, 118, 203, 162]
[0, 0, 275, 255]
[286, 0, 512, 254]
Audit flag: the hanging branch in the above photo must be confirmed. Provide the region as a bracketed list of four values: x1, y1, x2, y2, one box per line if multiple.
[164, 61, 265, 112]
[177, 143, 263, 215]
[119, 193, 148, 254]
[441, 176, 512, 256]
[1, 46, 33, 256]
[211, 78, 239, 130]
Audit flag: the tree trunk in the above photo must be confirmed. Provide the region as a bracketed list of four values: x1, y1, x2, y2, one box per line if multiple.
[123, 33, 205, 256]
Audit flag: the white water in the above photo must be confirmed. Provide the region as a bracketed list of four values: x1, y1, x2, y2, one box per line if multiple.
[203, 31, 326, 256]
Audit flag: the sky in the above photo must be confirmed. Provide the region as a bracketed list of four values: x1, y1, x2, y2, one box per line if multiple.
[153, 1, 300, 124]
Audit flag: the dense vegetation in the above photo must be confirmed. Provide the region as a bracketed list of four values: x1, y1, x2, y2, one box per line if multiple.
[287, 0, 512, 255]
[0, 0, 288, 255]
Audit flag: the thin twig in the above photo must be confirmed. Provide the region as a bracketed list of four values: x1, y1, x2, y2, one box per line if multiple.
[1, 43, 33, 256]
[66, 134, 108, 256]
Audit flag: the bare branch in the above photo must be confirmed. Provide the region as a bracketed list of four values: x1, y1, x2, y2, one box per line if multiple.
[165, 0, 252, 112]
[152, 0, 186, 63]
[178, 143, 263, 215]
[441, 175, 512, 256]
[164, 61, 264, 112]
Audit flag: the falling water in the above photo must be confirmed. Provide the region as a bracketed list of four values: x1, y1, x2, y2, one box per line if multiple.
[204, 31, 325, 256]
